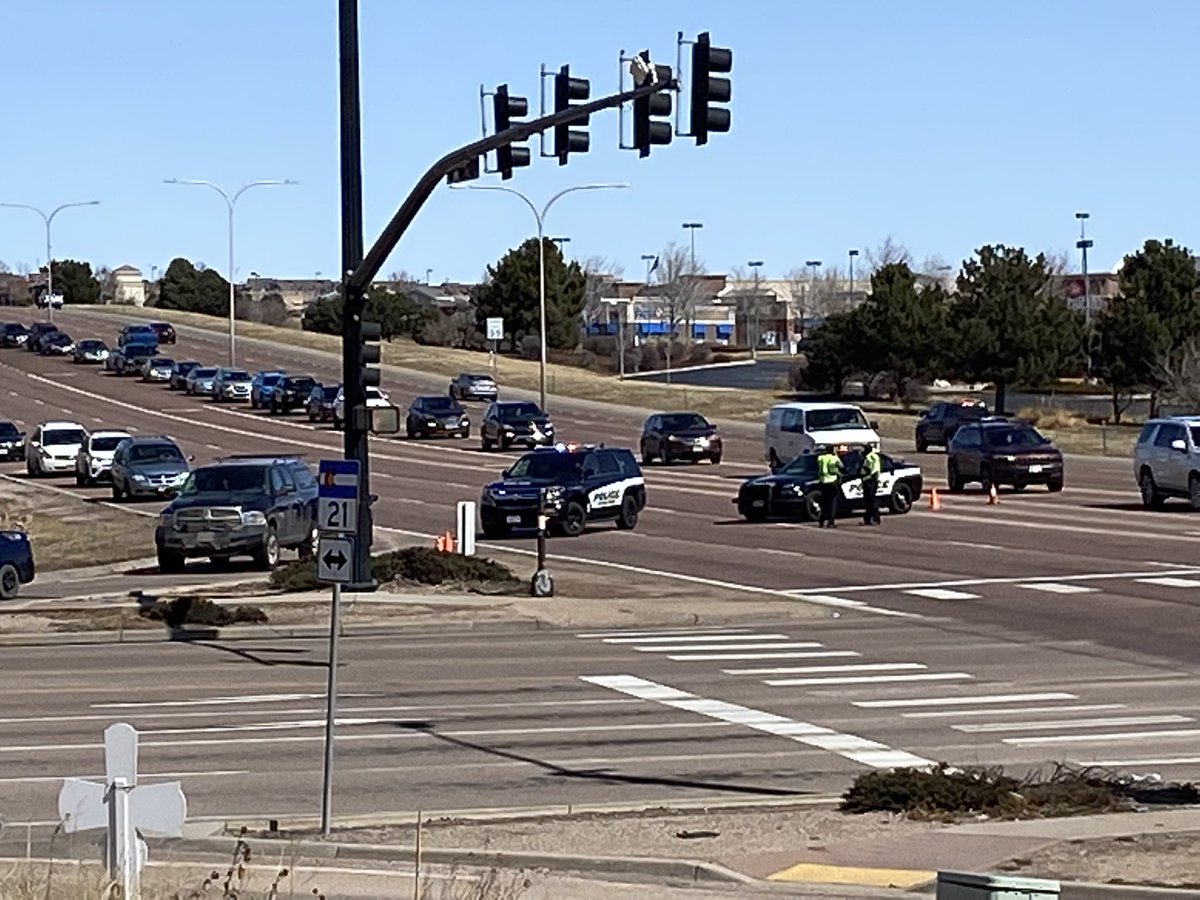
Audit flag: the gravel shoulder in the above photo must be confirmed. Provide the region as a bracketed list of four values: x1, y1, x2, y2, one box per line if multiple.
[1001, 831, 1200, 888]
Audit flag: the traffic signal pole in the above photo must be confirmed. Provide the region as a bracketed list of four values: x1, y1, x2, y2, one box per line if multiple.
[338, 0, 374, 589]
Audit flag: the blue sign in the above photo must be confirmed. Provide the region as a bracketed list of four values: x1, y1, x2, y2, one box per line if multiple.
[318, 459, 360, 499]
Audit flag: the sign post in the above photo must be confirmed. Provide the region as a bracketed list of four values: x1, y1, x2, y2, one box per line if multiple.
[486, 317, 503, 378]
[317, 459, 360, 834]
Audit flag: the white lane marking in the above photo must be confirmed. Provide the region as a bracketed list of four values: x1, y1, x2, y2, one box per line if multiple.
[724, 663, 927, 676]
[0, 769, 250, 784]
[602, 633, 790, 644]
[1018, 582, 1099, 594]
[635, 642, 823, 653]
[854, 692, 1077, 709]
[947, 540, 1004, 551]
[1005, 729, 1200, 746]
[1082, 756, 1200, 767]
[33, 399, 44, 405]
[204, 443, 223, 451]
[902, 704, 1126, 720]
[916, 510, 1200, 544]
[782, 592, 868, 608]
[790, 568, 1200, 596]
[764, 672, 973, 687]
[667, 650, 861, 662]
[904, 588, 979, 600]
[581, 674, 933, 769]
[93, 692, 335, 708]
[578, 628, 757, 638]
[4, 362, 922, 619]
[1136, 576, 1200, 588]
[954, 715, 1193, 734]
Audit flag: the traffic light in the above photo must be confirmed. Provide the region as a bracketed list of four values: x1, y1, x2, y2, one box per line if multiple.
[632, 51, 672, 158]
[493, 84, 530, 181]
[553, 65, 590, 165]
[446, 156, 480, 185]
[360, 319, 382, 388]
[689, 32, 732, 146]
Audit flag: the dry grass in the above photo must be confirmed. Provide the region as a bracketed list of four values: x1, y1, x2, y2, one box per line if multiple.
[0, 480, 156, 571]
[81, 306, 1136, 457]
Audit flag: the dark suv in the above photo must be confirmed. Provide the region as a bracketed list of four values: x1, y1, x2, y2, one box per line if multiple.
[480, 445, 645, 538]
[947, 420, 1064, 493]
[154, 456, 319, 572]
[915, 400, 989, 452]
[480, 401, 554, 451]
[0, 530, 35, 599]
[268, 375, 318, 415]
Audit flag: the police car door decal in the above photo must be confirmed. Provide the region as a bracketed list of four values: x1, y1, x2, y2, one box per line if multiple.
[587, 476, 643, 512]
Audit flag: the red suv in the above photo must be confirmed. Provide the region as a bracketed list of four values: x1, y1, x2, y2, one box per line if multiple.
[150, 322, 177, 344]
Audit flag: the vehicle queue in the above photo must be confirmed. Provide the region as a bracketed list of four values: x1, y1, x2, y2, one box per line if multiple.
[0, 316, 1194, 598]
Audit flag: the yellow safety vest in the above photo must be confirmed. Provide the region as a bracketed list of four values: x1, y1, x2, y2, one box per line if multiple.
[862, 449, 881, 480]
[817, 453, 841, 484]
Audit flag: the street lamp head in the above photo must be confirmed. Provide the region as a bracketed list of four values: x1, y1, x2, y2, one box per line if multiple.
[747, 260, 763, 267]
[1076, 239, 1094, 250]
[640, 253, 656, 261]
[682, 222, 703, 229]
[805, 260, 822, 267]
[848, 248, 859, 257]
[1075, 211, 1090, 220]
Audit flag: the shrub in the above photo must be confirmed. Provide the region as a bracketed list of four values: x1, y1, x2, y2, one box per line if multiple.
[269, 559, 319, 592]
[900, 379, 930, 411]
[581, 335, 616, 356]
[518, 334, 541, 361]
[269, 548, 521, 593]
[139, 596, 268, 628]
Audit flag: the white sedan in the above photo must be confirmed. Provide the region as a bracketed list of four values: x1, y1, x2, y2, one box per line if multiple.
[76, 430, 132, 486]
[333, 386, 390, 429]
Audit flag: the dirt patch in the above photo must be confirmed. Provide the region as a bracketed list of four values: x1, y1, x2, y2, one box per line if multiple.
[0, 476, 156, 571]
[1000, 831, 1200, 889]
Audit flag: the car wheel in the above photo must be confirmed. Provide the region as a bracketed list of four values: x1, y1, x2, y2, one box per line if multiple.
[481, 435, 493, 452]
[253, 525, 281, 570]
[615, 493, 640, 530]
[75, 473, 85, 487]
[946, 460, 965, 493]
[1137, 470, 1162, 509]
[710, 452, 722, 465]
[801, 489, 822, 522]
[1188, 474, 1200, 511]
[0, 563, 20, 600]
[560, 500, 587, 537]
[333, 416, 342, 430]
[979, 465, 993, 493]
[1047, 478, 1064, 494]
[156, 550, 186, 575]
[461, 428, 471, 439]
[640, 445, 655, 466]
[499, 435, 511, 451]
[481, 520, 510, 540]
[308, 409, 317, 422]
[111, 481, 124, 501]
[890, 481, 914, 514]
[915, 434, 928, 453]
[297, 524, 318, 560]
[741, 504, 769, 523]
[208, 555, 233, 569]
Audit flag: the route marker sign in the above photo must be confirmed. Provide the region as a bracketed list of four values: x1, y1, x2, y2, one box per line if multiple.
[486, 317, 504, 341]
[318, 459, 359, 534]
[317, 534, 354, 583]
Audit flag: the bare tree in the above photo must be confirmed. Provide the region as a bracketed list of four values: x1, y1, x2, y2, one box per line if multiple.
[1157, 338, 1200, 412]
[861, 236, 912, 273]
[14, 261, 30, 276]
[649, 242, 705, 381]
[580, 255, 623, 328]
[0, 260, 10, 274]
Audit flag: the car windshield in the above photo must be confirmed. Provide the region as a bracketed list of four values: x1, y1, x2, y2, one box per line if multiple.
[223, 370, 250, 381]
[660, 413, 709, 431]
[182, 465, 267, 496]
[289, 377, 316, 389]
[805, 407, 870, 431]
[500, 403, 542, 421]
[91, 436, 128, 452]
[468, 375, 493, 383]
[259, 373, 283, 384]
[42, 429, 86, 446]
[506, 452, 583, 481]
[176, 362, 198, 371]
[984, 426, 1047, 448]
[192, 368, 217, 378]
[151, 358, 173, 367]
[780, 455, 818, 477]
[958, 404, 989, 420]
[0, 423, 19, 437]
[49, 333, 70, 342]
[131, 443, 183, 463]
[127, 344, 155, 355]
[1192, 426, 1200, 448]
[80, 340, 105, 350]
[423, 397, 459, 412]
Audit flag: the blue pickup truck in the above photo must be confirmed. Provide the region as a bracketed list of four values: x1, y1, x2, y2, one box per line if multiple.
[0, 531, 35, 600]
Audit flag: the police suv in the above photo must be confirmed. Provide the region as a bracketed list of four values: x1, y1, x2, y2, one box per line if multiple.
[480, 444, 646, 538]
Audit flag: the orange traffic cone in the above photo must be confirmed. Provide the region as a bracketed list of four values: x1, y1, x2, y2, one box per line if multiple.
[988, 484, 999, 505]
[929, 488, 943, 511]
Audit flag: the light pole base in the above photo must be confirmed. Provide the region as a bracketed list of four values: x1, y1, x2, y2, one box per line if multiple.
[530, 569, 554, 597]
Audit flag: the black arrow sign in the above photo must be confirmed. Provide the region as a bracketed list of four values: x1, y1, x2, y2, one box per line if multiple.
[322, 548, 347, 570]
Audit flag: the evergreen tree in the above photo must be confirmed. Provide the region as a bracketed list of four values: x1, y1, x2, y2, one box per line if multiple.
[471, 238, 585, 351]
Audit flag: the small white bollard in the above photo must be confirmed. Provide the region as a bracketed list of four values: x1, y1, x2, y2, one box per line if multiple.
[456, 501, 476, 556]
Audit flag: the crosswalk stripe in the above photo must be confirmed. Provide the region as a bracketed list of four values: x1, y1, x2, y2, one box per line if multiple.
[1005, 729, 1200, 746]
[724, 663, 926, 676]
[953, 715, 1192, 734]
[1136, 577, 1200, 588]
[603, 634, 790, 644]
[904, 588, 979, 600]
[901, 704, 1125, 719]
[577, 628, 756, 639]
[667, 650, 861, 662]
[765, 672, 973, 687]
[853, 692, 1076, 709]
[1017, 582, 1099, 594]
[636, 642, 822, 653]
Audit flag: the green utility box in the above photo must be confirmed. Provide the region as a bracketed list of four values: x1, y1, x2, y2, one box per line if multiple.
[938, 871, 1060, 899]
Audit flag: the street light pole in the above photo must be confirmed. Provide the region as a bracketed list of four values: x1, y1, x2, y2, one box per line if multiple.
[163, 178, 297, 367]
[452, 183, 628, 412]
[848, 249, 859, 304]
[682, 222, 703, 272]
[747, 260, 763, 361]
[1076, 211, 1093, 377]
[0, 200, 101, 321]
[805, 259, 822, 318]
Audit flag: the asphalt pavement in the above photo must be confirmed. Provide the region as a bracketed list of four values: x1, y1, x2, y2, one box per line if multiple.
[2, 307, 1200, 829]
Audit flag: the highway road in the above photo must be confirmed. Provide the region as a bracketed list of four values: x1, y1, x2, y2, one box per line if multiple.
[2, 307, 1199, 823]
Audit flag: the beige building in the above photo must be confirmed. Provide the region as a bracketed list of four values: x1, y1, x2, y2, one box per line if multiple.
[111, 265, 146, 306]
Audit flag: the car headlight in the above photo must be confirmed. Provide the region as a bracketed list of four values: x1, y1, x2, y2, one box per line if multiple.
[504, 429, 514, 436]
[668, 435, 681, 442]
[461, 417, 470, 425]
[427, 419, 437, 426]
[158, 512, 173, 527]
[1003, 455, 1016, 462]
[133, 474, 149, 483]
[481, 488, 497, 504]
[240, 510, 267, 526]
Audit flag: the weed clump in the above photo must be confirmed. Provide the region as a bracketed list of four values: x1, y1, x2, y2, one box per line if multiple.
[270, 547, 520, 594]
[140, 596, 269, 628]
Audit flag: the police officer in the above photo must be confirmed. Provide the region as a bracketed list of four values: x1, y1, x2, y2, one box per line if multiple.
[816, 445, 844, 528]
[859, 442, 882, 526]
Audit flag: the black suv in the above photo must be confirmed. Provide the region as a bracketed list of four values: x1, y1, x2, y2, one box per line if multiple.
[111, 341, 158, 376]
[640, 411, 722, 465]
[269, 375, 318, 415]
[1, 323, 30, 347]
[480, 401, 554, 451]
[915, 400, 989, 452]
[480, 445, 645, 538]
[154, 455, 319, 572]
[407, 395, 469, 439]
[25, 322, 57, 352]
[947, 420, 1064, 493]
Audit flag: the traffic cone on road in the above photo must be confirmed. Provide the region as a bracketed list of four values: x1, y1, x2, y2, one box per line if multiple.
[929, 488, 943, 511]
[988, 484, 1000, 505]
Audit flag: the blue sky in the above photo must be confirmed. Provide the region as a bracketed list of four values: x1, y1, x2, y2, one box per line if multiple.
[2, 1, 1197, 284]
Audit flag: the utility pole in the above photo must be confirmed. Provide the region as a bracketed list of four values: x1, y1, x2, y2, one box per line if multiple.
[682, 222, 702, 271]
[1076, 211, 1093, 379]
[0, 200, 100, 320]
[747, 260, 763, 360]
[848, 248, 859, 304]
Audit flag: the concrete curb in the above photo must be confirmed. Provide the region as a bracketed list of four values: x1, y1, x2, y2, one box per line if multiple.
[0, 621, 437, 646]
[1058, 884, 1200, 899]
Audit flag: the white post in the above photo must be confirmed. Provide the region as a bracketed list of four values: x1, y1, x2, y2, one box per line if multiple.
[320, 582, 342, 834]
[537, 223, 548, 411]
[457, 501, 476, 555]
